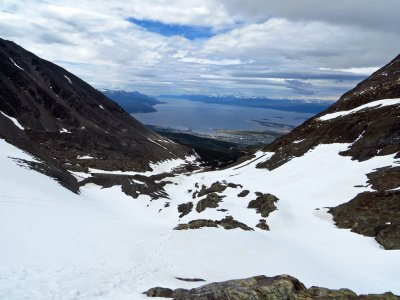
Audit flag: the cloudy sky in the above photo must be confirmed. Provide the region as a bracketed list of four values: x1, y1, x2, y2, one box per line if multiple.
[0, 0, 399, 99]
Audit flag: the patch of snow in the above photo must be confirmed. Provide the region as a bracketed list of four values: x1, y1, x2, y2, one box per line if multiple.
[8, 57, 24, 70]
[352, 130, 366, 145]
[88, 155, 198, 177]
[233, 151, 273, 170]
[319, 98, 400, 121]
[64, 75, 72, 84]
[77, 155, 94, 160]
[148, 138, 168, 150]
[99, 105, 104, 110]
[293, 139, 305, 144]
[0, 111, 24, 130]
[60, 128, 71, 133]
[1, 140, 400, 299]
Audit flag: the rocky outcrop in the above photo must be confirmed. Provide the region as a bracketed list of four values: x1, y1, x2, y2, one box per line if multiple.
[174, 219, 218, 230]
[196, 193, 226, 213]
[216, 216, 253, 231]
[248, 193, 279, 218]
[174, 216, 253, 231]
[175, 277, 206, 282]
[329, 190, 400, 249]
[144, 274, 399, 299]
[11, 157, 79, 193]
[367, 166, 400, 191]
[256, 219, 270, 231]
[196, 181, 242, 198]
[197, 181, 228, 197]
[178, 202, 194, 218]
[79, 173, 170, 200]
[238, 190, 250, 197]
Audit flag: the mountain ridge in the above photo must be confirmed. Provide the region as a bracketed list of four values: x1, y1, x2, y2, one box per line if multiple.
[257, 53, 400, 170]
[0, 38, 191, 190]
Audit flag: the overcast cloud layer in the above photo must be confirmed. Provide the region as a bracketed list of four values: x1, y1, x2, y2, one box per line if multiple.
[0, 0, 399, 99]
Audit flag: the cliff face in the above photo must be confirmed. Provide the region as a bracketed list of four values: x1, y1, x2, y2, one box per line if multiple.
[0, 38, 190, 176]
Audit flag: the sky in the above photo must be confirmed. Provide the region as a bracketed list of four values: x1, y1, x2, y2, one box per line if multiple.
[0, 0, 399, 99]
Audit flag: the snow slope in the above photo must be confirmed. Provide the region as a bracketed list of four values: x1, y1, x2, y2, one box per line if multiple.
[1, 138, 399, 299]
[319, 98, 400, 121]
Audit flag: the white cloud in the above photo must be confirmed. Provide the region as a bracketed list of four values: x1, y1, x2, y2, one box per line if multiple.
[0, 0, 398, 98]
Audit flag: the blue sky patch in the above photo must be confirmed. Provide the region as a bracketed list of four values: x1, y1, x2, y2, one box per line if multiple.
[128, 18, 214, 40]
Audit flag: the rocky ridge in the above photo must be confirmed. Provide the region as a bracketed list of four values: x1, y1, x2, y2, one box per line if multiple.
[0, 38, 191, 192]
[257, 54, 400, 170]
[252, 53, 400, 249]
[144, 275, 399, 300]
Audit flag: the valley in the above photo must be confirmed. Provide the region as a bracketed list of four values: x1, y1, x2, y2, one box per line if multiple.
[0, 12, 400, 300]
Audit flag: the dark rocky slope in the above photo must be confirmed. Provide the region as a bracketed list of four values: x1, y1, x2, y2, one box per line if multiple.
[253, 54, 400, 249]
[257, 54, 400, 170]
[145, 274, 399, 300]
[0, 38, 190, 183]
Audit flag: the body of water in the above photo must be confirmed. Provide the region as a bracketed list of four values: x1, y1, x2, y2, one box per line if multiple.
[133, 98, 314, 135]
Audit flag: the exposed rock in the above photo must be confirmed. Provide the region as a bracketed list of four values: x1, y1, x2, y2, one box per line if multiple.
[216, 216, 253, 231]
[217, 208, 228, 212]
[227, 182, 243, 189]
[196, 193, 225, 213]
[238, 190, 250, 197]
[11, 157, 79, 193]
[329, 190, 400, 249]
[376, 225, 400, 250]
[174, 216, 252, 231]
[144, 274, 399, 299]
[79, 173, 169, 200]
[178, 202, 193, 218]
[145, 287, 174, 298]
[256, 219, 270, 231]
[198, 181, 227, 197]
[248, 193, 279, 218]
[367, 166, 400, 191]
[174, 219, 218, 230]
[307, 286, 357, 298]
[175, 277, 206, 282]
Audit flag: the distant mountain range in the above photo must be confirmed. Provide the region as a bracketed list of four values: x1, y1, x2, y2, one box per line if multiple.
[100, 90, 334, 115]
[101, 89, 163, 113]
[159, 94, 334, 114]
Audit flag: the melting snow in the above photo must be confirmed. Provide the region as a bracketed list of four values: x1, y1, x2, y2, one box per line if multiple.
[60, 128, 71, 133]
[64, 75, 72, 84]
[320, 98, 400, 121]
[0, 111, 24, 130]
[293, 139, 305, 144]
[8, 57, 24, 70]
[77, 155, 94, 160]
[148, 138, 168, 150]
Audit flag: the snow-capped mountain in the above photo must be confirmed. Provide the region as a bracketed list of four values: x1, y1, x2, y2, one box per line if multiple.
[0, 40, 399, 299]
